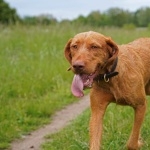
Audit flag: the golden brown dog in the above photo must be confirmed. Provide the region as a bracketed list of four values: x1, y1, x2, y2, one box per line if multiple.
[64, 31, 150, 150]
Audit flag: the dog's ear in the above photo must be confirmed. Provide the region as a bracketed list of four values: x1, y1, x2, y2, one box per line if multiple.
[105, 37, 119, 67]
[64, 39, 72, 64]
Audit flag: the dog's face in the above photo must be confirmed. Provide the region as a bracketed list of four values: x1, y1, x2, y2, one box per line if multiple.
[64, 31, 119, 97]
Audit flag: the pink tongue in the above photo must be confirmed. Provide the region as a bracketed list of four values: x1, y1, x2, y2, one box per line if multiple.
[71, 75, 84, 97]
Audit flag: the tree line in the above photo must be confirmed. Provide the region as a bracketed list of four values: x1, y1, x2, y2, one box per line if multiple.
[1, 0, 150, 27]
[73, 7, 150, 28]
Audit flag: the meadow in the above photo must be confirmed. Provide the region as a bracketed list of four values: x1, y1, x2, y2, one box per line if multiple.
[0, 24, 150, 149]
[42, 101, 150, 150]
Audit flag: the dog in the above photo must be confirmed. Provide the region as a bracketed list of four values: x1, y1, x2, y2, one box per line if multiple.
[64, 31, 150, 150]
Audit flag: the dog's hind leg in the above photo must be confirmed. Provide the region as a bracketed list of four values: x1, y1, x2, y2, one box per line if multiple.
[127, 101, 146, 150]
[89, 88, 112, 150]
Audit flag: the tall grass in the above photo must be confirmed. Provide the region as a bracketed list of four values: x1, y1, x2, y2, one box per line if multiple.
[42, 99, 150, 150]
[0, 24, 76, 149]
[0, 24, 150, 149]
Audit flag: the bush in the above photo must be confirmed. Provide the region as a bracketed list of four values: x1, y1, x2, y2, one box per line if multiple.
[147, 23, 150, 30]
[122, 23, 136, 30]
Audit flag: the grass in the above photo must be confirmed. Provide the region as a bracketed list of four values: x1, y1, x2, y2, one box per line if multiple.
[0, 24, 150, 149]
[0, 24, 76, 149]
[42, 98, 150, 150]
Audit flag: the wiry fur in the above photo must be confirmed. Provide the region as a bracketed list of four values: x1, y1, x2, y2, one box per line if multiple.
[64, 31, 150, 150]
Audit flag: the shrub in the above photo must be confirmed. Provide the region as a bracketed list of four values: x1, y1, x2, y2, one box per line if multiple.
[123, 23, 136, 30]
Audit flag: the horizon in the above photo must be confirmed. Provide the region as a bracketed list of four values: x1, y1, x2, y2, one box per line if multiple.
[5, 0, 150, 21]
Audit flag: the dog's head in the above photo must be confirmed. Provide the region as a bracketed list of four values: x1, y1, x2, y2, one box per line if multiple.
[64, 31, 119, 97]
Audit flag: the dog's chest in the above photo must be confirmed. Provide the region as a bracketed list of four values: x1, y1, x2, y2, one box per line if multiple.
[97, 80, 140, 106]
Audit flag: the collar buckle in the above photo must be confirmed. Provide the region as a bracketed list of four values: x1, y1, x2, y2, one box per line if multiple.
[104, 74, 109, 82]
[94, 57, 119, 82]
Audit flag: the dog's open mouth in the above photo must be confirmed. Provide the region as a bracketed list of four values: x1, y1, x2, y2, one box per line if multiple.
[71, 73, 97, 98]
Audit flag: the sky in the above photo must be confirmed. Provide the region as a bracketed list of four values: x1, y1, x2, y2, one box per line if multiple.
[5, 0, 150, 21]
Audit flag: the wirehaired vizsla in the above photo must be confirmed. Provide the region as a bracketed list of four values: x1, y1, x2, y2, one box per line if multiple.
[64, 31, 150, 150]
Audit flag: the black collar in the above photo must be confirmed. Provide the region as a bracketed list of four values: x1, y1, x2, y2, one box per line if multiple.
[94, 57, 119, 82]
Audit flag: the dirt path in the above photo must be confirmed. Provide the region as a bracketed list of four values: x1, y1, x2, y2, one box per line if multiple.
[11, 95, 90, 150]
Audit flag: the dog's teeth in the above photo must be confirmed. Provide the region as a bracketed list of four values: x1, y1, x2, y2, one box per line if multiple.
[85, 79, 90, 84]
[89, 84, 92, 87]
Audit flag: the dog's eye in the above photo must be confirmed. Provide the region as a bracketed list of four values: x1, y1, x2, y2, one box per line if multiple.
[91, 45, 98, 49]
[72, 45, 78, 49]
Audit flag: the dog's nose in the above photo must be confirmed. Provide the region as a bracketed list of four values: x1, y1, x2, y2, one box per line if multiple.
[73, 61, 85, 71]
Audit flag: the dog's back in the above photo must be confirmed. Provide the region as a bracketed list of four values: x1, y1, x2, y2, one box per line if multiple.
[111, 38, 150, 104]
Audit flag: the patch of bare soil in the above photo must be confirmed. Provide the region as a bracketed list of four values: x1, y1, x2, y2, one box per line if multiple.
[11, 95, 90, 150]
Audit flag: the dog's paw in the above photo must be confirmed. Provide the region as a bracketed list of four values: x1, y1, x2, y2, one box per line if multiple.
[127, 138, 143, 150]
[138, 138, 143, 148]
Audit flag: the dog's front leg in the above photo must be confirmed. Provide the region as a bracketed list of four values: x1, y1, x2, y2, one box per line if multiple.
[89, 88, 112, 150]
[127, 102, 146, 150]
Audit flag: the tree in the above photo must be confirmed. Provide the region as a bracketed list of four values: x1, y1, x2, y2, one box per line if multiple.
[86, 11, 101, 26]
[105, 8, 134, 27]
[23, 14, 57, 25]
[134, 7, 150, 27]
[0, 0, 19, 24]
[72, 15, 87, 25]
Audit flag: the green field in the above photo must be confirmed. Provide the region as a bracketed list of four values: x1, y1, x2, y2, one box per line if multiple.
[42, 100, 150, 150]
[0, 24, 150, 149]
